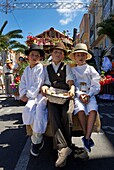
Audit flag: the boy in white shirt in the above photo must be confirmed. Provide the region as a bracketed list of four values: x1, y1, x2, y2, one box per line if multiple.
[42, 42, 75, 167]
[19, 44, 47, 156]
[69, 43, 101, 152]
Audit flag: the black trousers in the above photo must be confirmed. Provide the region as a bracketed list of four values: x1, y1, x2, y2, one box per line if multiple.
[47, 100, 72, 149]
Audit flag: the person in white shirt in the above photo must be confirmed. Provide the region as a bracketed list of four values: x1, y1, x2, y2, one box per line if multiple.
[19, 44, 47, 157]
[0, 63, 4, 93]
[3, 59, 14, 97]
[101, 55, 112, 74]
[13, 56, 25, 75]
[69, 43, 101, 153]
[42, 42, 75, 167]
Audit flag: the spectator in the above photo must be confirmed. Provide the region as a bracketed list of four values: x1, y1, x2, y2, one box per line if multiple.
[101, 55, 112, 76]
[3, 59, 14, 97]
[0, 63, 4, 93]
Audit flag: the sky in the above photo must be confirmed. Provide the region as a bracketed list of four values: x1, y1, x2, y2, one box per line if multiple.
[0, 0, 90, 45]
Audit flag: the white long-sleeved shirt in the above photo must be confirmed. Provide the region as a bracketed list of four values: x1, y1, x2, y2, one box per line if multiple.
[72, 64, 101, 97]
[19, 63, 46, 99]
[3, 64, 14, 74]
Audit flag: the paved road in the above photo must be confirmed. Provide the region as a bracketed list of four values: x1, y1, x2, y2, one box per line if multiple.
[0, 95, 114, 170]
[0, 95, 27, 170]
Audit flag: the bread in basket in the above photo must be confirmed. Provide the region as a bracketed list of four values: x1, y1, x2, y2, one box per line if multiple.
[46, 87, 70, 104]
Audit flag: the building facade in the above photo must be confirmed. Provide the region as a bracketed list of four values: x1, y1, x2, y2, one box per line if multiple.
[79, 0, 114, 56]
[79, 13, 90, 47]
[89, 0, 114, 50]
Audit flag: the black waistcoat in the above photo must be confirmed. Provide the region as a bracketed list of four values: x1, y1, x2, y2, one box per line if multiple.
[47, 62, 69, 90]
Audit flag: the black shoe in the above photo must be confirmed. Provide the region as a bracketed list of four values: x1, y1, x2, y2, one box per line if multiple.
[30, 140, 44, 156]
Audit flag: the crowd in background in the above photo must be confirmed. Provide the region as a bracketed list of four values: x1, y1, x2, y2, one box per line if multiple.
[0, 56, 28, 99]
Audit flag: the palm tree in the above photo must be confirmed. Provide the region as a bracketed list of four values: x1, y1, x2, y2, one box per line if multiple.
[0, 20, 27, 52]
[96, 14, 114, 44]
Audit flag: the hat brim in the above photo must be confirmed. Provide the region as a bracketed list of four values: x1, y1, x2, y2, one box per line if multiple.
[69, 50, 92, 61]
[25, 49, 45, 57]
[50, 47, 68, 56]
[6, 61, 12, 63]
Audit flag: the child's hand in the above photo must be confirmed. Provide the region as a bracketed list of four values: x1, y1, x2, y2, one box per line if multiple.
[20, 94, 28, 102]
[68, 89, 75, 98]
[79, 94, 90, 104]
[68, 84, 75, 98]
[41, 86, 49, 96]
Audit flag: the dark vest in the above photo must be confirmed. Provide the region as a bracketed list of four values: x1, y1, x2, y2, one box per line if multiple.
[47, 62, 69, 90]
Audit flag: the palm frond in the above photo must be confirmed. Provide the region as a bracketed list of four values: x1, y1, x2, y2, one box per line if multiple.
[9, 40, 20, 44]
[5, 29, 23, 36]
[0, 21, 25, 52]
[9, 43, 27, 49]
[8, 34, 23, 39]
[14, 48, 26, 54]
[0, 35, 9, 42]
[0, 20, 8, 35]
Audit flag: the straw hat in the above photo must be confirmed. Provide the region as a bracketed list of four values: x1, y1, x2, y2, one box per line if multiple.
[25, 44, 45, 57]
[69, 43, 92, 60]
[50, 42, 67, 55]
[6, 59, 12, 64]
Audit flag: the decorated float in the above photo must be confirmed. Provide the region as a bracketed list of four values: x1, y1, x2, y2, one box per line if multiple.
[98, 75, 114, 100]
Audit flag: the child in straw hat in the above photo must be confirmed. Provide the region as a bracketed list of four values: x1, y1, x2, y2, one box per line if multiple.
[69, 43, 101, 153]
[42, 41, 75, 167]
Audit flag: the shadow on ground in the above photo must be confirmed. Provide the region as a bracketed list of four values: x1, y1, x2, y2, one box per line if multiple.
[27, 137, 114, 170]
[0, 97, 26, 107]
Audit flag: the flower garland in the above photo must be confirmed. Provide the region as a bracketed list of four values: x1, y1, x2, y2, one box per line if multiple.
[100, 75, 114, 86]
[99, 75, 114, 95]
[26, 35, 72, 48]
[10, 75, 21, 96]
[26, 36, 37, 46]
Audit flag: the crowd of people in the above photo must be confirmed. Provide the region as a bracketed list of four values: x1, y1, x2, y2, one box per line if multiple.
[0, 55, 28, 99]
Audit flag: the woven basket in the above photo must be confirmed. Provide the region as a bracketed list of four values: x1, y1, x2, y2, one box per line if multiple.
[46, 88, 69, 104]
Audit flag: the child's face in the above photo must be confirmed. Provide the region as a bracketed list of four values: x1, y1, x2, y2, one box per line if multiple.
[51, 49, 64, 64]
[74, 52, 87, 65]
[28, 50, 41, 67]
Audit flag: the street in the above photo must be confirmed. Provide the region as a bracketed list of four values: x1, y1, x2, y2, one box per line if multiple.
[0, 95, 114, 170]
